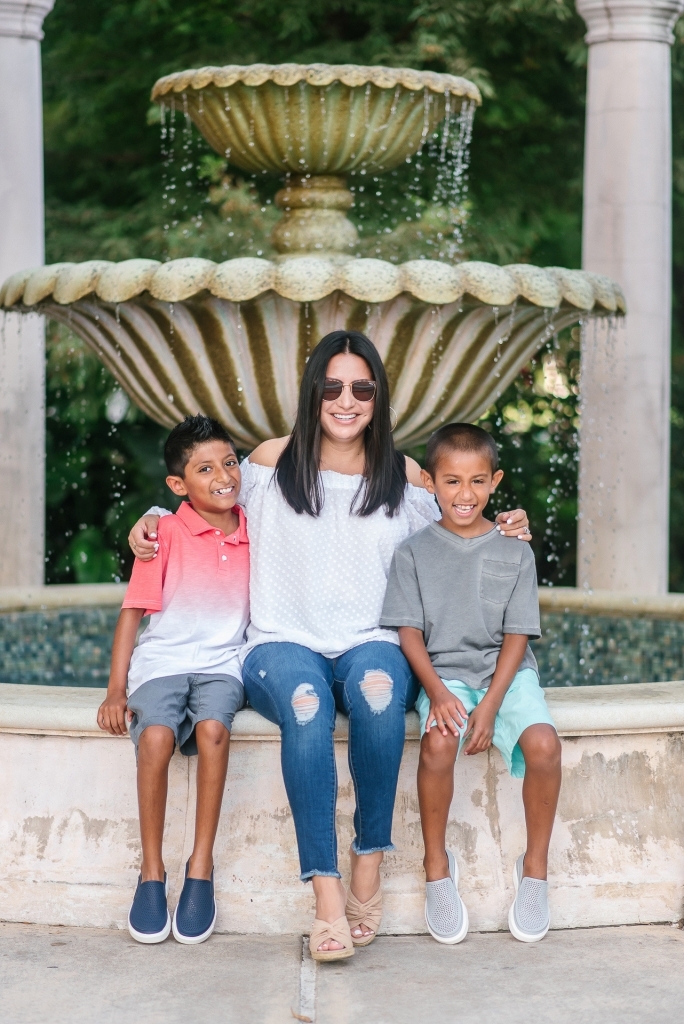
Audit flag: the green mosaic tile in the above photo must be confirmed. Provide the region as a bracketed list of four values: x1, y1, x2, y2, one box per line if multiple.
[0, 608, 120, 687]
[2, 608, 684, 688]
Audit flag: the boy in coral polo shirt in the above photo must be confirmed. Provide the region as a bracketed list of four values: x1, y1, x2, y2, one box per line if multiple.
[98, 415, 248, 946]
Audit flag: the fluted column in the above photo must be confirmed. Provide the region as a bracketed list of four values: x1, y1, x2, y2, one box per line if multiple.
[0, 1, 54, 585]
[576, 0, 684, 593]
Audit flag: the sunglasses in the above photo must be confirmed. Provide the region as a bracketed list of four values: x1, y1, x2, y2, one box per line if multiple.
[322, 378, 377, 403]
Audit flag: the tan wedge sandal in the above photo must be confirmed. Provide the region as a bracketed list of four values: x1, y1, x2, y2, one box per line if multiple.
[309, 915, 355, 962]
[345, 885, 383, 947]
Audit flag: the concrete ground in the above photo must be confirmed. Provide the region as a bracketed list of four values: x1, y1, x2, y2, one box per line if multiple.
[0, 923, 682, 1023]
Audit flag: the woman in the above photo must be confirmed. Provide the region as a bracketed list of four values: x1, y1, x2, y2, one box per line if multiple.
[129, 330, 531, 960]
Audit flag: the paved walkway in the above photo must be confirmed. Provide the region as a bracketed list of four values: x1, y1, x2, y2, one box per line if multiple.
[0, 922, 682, 1023]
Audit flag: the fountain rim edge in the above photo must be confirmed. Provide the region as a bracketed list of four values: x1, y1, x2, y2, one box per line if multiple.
[0, 257, 626, 314]
[149, 62, 482, 105]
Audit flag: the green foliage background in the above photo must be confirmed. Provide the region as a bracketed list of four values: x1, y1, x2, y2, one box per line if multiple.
[38, 0, 683, 587]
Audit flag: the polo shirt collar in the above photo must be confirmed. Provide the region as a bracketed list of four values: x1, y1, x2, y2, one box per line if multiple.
[176, 500, 248, 543]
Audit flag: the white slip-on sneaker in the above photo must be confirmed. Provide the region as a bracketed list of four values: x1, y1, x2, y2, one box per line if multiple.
[424, 849, 469, 945]
[508, 853, 550, 942]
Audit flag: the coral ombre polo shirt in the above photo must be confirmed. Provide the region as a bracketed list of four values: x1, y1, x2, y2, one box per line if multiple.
[123, 501, 249, 695]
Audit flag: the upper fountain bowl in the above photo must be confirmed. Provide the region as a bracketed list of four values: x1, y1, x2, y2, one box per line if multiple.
[151, 63, 481, 176]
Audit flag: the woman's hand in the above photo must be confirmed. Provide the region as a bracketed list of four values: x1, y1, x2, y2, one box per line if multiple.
[463, 702, 497, 755]
[427, 688, 469, 738]
[496, 508, 531, 541]
[128, 515, 160, 561]
[97, 693, 131, 736]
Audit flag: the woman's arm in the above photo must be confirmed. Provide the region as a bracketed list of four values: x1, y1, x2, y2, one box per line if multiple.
[128, 515, 162, 560]
[405, 456, 424, 487]
[248, 436, 290, 467]
[495, 508, 531, 539]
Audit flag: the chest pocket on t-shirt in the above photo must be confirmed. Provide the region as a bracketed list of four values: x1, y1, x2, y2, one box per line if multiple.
[479, 559, 518, 604]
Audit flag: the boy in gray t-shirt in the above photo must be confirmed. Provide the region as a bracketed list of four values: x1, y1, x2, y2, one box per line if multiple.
[381, 423, 561, 946]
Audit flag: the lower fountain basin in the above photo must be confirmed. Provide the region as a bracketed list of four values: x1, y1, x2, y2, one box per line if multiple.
[1, 256, 625, 448]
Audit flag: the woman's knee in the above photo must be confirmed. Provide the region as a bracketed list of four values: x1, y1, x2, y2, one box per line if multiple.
[357, 668, 396, 715]
[290, 682, 326, 726]
[521, 725, 561, 771]
[344, 644, 412, 716]
[245, 644, 331, 728]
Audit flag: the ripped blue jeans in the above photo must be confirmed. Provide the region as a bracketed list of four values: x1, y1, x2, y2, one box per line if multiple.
[242, 641, 418, 881]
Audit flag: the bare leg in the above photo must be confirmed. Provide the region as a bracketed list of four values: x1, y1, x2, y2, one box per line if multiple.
[312, 876, 347, 951]
[187, 720, 231, 880]
[517, 725, 562, 880]
[311, 828, 385, 949]
[348, 848, 383, 939]
[417, 727, 459, 883]
[137, 725, 175, 882]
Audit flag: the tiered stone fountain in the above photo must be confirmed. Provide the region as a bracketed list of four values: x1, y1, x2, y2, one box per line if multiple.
[0, 62, 624, 448]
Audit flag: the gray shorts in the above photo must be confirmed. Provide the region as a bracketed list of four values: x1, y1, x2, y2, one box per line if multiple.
[127, 673, 245, 757]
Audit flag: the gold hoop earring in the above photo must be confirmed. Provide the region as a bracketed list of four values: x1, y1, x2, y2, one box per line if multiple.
[389, 406, 398, 432]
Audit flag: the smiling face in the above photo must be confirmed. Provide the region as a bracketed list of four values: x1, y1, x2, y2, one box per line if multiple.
[318, 351, 376, 444]
[422, 448, 504, 537]
[165, 439, 240, 517]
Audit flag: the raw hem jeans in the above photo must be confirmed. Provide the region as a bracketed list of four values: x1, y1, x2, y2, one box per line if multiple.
[242, 640, 418, 881]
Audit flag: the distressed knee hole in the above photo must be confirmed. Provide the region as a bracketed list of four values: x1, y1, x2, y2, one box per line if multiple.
[291, 683, 319, 725]
[360, 670, 393, 714]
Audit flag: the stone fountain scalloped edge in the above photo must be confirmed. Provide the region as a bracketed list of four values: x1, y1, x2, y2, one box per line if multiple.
[1, 256, 624, 448]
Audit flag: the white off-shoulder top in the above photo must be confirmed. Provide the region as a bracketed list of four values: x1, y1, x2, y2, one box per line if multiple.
[237, 460, 440, 660]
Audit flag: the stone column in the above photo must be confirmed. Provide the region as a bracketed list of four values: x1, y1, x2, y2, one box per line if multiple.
[576, 0, 684, 593]
[0, 1, 54, 586]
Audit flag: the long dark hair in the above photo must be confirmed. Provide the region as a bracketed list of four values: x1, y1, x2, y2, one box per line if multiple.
[275, 330, 406, 517]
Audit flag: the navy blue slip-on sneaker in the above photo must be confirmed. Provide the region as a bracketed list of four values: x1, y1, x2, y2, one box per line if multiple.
[128, 873, 171, 944]
[172, 861, 217, 945]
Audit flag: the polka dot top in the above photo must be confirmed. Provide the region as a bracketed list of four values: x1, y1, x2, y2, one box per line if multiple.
[238, 459, 440, 661]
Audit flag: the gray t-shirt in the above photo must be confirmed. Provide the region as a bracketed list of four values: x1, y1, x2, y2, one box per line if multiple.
[380, 522, 541, 690]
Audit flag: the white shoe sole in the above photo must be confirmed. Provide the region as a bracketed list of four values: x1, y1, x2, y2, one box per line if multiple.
[425, 852, 469, 945]
[128, 912, 171, 944]
[172, 903, 217, 945]
[508, 859, 549, 943]
[128, 877, 171, 944]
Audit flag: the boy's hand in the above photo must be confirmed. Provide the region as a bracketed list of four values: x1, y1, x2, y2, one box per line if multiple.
[97, 693, 131, 736]
[129, 514, 161, 561]
[428, 688, 469, 738]
[463, 701, 497, 755]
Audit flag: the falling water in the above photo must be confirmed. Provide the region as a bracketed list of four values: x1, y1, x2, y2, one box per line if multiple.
[160, 98, 178, 256]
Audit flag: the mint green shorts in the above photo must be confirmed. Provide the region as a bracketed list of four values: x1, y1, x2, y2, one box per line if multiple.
[415, 667, 556, 778]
